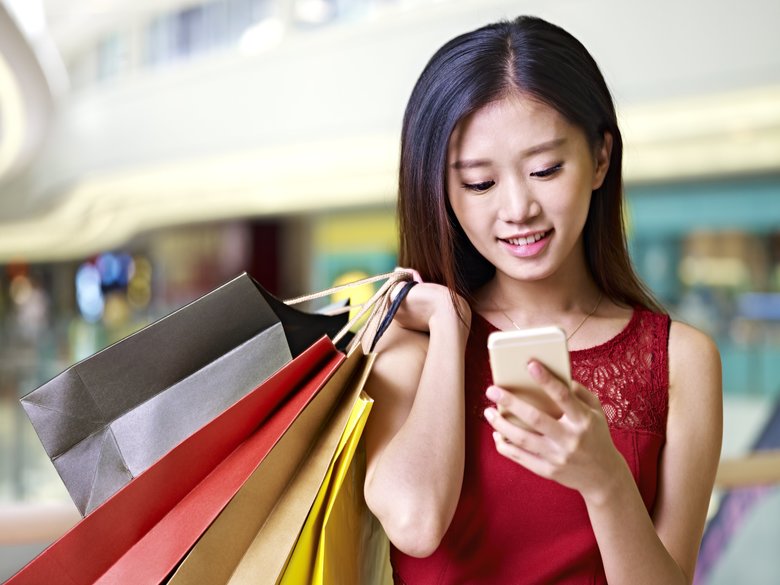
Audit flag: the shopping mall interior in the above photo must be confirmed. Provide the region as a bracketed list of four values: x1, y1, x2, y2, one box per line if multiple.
[1, 0, 779, 582]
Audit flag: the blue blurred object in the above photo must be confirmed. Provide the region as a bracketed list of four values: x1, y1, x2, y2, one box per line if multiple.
[96, 253, 122, 287]
[736, 293, 780, 321]
[75, 263, 104, 323]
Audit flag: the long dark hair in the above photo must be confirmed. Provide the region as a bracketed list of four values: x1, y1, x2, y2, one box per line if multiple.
[397, 15, 663, 313]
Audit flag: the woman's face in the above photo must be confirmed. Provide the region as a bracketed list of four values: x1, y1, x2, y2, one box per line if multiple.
[446, 93, 611, 284]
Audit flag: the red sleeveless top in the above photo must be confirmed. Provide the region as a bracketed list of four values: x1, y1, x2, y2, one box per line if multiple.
[391, 307, 670, 584]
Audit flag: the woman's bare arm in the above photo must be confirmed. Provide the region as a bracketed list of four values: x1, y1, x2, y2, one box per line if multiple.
[362, 284, 471, 557]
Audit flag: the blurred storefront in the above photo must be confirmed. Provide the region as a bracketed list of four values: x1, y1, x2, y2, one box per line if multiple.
[629, 177, 780, 397]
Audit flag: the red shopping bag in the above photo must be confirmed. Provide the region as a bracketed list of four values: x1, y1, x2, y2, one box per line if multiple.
[6, 336, 343, 585]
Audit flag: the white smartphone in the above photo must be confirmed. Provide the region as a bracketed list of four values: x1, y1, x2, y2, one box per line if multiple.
[487, 326, 571, 425]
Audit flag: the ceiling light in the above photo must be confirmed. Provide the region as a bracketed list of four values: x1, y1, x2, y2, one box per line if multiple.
[239, 18, 285, 55]
[295, 0, 335, 24]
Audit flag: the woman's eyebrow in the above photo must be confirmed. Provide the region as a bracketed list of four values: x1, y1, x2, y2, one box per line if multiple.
[450, 137, 567, 169]
[450, 159, 491, 170]
[522, 137, 567, 157]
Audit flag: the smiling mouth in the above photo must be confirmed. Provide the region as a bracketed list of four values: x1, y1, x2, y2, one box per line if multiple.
[499, 230, 552, 246]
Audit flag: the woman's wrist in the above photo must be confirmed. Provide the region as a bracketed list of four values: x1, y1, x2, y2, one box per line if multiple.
[581, 455, 635, 508]
[429, 300, 471, 341]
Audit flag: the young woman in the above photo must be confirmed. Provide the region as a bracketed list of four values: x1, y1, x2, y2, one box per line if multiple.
[362, 15, 723, 585]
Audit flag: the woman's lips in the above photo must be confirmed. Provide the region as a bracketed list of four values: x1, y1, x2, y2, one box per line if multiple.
[498, 229, 552, 258]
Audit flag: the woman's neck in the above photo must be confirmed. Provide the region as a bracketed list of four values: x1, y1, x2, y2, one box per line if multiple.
[474, 264, 602, 330]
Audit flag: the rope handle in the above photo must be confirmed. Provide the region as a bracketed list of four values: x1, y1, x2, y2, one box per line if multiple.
[281, 270, 416, 351]
[282, 271, 407, 306]
[334, 272, 412, 350]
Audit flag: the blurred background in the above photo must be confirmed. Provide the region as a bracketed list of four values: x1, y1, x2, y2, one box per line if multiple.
[0, 0, 778, 582]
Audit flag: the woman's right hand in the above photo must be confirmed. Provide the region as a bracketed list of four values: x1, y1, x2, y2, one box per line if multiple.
[390, 267, 471, 334]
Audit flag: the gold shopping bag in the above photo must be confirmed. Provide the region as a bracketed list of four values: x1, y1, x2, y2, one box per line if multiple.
[278, 391, 377, 585]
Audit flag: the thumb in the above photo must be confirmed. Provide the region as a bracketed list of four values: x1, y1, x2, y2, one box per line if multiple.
[573, 383, 602, 410]
[394, 266, 423, 283]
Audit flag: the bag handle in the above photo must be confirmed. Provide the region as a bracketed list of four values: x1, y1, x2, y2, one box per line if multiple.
[334, 272, 415, 351]
[283, 271, 405, 308]
[368, 280, 416, 353]
[284, 270, 416, 352]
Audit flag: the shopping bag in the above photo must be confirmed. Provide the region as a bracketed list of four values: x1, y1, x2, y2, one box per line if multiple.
[6, 335, 344, 585]
[166, 347, 373, 585]
[20, 272, 348, 516]
[277, 390, 373, 585]
[279, 407, 393, 585]
[334, 443, 395, 585]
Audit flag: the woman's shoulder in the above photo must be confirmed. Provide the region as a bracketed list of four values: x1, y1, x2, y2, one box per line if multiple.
[667, 319, 722, 403]
[362, 320, 429, 395]
[362, 317, 430, 357]
[668, 319, 720, 366]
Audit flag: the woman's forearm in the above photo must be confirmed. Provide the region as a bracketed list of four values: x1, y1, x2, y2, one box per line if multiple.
[585, 460, 689, 585]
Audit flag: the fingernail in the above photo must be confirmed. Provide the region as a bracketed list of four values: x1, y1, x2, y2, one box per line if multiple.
[528, 361, 543, 380]
[484, 407, 496, 422]
[486, 386, 501, 401]
[492, 431, 503, 443]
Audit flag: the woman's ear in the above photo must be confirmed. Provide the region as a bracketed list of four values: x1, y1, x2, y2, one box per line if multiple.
[591, 131, 613, 190]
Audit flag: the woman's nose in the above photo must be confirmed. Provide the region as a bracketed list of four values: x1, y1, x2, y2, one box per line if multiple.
[497, 182, 540, 223]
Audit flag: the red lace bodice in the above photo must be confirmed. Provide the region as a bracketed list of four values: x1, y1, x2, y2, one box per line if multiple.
[570, 308, 669, 435]
[392, 307, 671, 585]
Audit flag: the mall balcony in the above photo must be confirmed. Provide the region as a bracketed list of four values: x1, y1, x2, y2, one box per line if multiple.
[1, 0, 779, 582]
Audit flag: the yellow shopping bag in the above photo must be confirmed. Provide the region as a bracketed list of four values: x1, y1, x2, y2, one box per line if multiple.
[319, 438, 394, 585]
[279, 391, 392, 585]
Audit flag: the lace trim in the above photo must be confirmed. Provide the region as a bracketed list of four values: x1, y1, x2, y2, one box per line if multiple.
[471, 308, 669, 435]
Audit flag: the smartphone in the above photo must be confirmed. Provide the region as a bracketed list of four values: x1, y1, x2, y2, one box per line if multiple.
[487, 326, 571, 426]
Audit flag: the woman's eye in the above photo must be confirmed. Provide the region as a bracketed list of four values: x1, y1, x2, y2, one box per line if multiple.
[462, 180, 495, 193]
[530, 163, 563, 178]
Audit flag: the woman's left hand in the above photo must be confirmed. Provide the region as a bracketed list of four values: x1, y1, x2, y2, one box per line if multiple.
[484, 359, 626, 503]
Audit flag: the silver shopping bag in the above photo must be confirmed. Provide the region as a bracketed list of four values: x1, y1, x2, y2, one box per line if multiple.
[20, 272, 348, 516]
